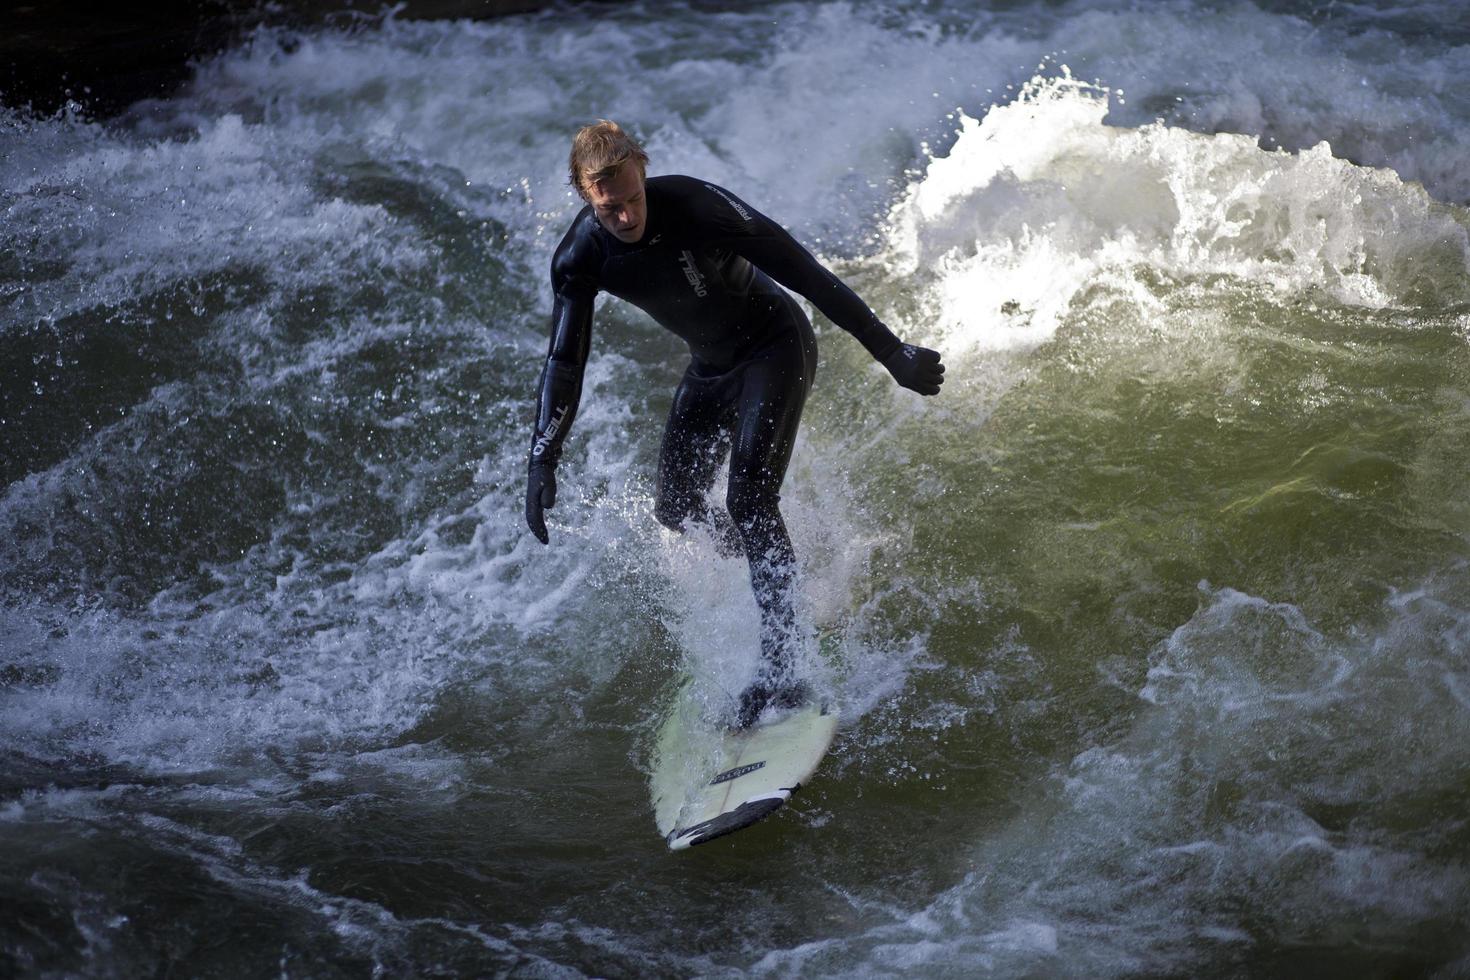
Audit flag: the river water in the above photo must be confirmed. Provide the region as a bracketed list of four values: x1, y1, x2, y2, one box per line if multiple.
[3, 1, 1469, 975]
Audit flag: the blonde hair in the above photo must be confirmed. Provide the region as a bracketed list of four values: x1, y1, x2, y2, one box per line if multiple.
[568, 120, 649, 199]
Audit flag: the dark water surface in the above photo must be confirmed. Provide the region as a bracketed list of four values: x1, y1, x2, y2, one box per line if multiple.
[4, 1, 1470, 975]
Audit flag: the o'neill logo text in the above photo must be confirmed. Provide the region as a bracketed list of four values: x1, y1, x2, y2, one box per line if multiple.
[679, 250, 708, 297]
[532, 405, 569, 458]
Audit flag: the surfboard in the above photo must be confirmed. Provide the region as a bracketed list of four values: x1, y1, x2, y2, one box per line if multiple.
[651, 682, 838, 850]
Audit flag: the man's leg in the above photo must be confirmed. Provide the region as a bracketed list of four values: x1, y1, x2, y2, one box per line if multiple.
[654, 366, 742, 555]
[725, 317, 818, 725]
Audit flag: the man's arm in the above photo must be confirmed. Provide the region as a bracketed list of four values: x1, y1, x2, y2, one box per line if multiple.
[702, 182, 944, 395]
[526, 242, 596, 544]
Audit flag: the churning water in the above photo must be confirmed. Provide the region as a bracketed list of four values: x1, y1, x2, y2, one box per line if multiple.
[3, 0, 1469, 975]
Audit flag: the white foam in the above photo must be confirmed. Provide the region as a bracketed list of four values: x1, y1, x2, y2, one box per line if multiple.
[885, 70, 1470, 373]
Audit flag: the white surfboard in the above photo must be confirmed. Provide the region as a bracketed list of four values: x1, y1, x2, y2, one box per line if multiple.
[651, 682, 838, 850]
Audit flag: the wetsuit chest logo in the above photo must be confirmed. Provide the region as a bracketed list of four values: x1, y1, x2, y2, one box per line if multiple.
[678, 250, 708, 298]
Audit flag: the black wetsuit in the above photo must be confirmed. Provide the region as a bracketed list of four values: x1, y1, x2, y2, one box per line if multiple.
[529, 175, 905, 674]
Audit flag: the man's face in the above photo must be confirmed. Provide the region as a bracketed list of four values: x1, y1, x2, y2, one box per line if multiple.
[584, 165, 647, 243]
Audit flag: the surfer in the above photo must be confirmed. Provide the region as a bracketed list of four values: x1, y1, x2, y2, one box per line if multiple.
[526, 120, 944, 727]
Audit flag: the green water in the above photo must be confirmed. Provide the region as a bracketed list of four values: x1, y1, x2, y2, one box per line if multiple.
[5, 1, 1470, 976]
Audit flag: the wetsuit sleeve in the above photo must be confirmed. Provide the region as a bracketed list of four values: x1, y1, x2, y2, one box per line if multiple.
[698, 182, 903, 361]
[530, 227, 597, 468]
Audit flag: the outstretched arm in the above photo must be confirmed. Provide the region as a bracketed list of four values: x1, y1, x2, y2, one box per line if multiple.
[526, 283, 593, 544]
[712, 186, 944, 395]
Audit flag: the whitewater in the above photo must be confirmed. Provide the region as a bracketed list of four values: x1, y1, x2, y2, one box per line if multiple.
[3, 0, 1469, 975]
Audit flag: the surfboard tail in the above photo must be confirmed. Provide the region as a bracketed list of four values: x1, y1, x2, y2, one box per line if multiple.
[668, 791, 792, 850]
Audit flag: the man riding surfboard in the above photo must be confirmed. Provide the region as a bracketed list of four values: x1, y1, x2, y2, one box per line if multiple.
[526, 121, 944, 727]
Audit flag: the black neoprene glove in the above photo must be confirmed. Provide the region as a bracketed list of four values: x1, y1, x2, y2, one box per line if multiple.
[526, 462, 557, 544]
[882, 343, 945, 396]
